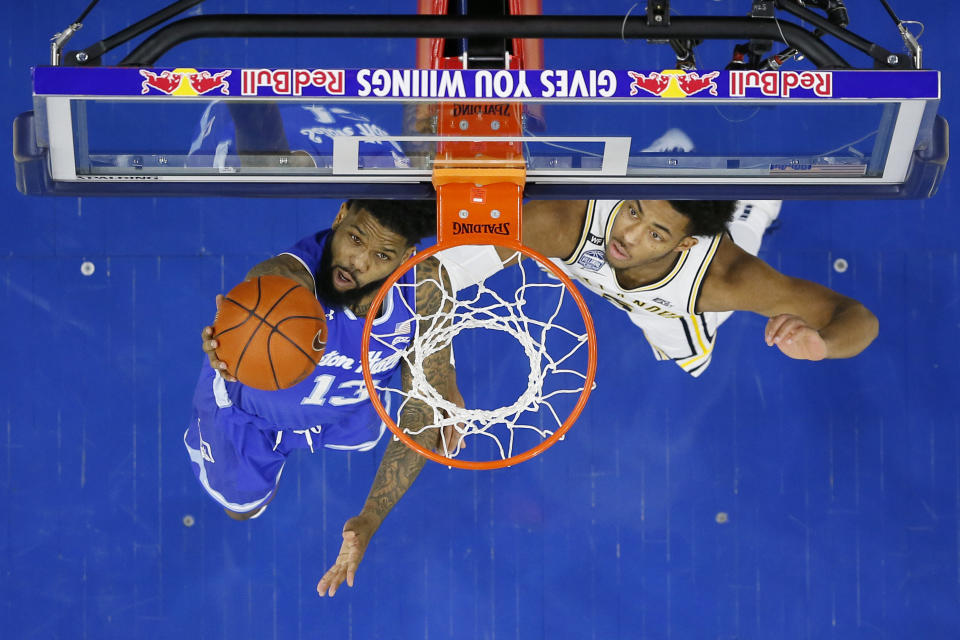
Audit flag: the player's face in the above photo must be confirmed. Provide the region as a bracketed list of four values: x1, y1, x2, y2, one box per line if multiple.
[326, 205, 413, 295]
[605, 200, 696, 270]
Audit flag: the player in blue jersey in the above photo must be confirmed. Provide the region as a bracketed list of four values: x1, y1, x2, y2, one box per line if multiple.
[184, 199, 460, 525]
[187, 101, 410, 169]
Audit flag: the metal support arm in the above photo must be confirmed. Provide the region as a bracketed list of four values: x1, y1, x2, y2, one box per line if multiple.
[113, 14, 851, 69]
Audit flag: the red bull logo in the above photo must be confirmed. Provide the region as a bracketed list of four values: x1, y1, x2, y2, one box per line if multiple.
[729, 70, 832, 97]
[139, 68, 231, 96]
[627, 70, 719, 97]
[240, 68, 345, 96]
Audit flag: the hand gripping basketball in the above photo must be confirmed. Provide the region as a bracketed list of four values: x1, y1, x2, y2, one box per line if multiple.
[213, 275, 328, 390]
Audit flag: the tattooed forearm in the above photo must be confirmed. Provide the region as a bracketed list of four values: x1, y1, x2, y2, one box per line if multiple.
[361, 397, 435, 524]
[357, 257, 458, 526]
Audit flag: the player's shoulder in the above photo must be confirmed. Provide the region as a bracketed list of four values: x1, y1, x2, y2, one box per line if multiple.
[705, 234, 753, 281]
[413, 255, 446, 286]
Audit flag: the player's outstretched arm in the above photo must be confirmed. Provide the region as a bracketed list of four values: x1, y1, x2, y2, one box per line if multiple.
[200, 254, 315, 378]
[317, 257, 457, 597]
[699, 237, 879, 360]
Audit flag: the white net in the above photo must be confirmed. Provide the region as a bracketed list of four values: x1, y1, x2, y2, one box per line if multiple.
[368, 249, 595, 463]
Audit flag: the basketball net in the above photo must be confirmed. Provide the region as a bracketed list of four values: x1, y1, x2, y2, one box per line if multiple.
[361, 101, 597, 470]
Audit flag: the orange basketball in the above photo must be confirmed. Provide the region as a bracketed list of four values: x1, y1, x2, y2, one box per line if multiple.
[213, 275, 327, 390]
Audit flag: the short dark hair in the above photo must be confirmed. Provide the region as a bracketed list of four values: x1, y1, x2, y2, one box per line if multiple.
[667, 200, 738, 237]
[346, 199, 436, 247]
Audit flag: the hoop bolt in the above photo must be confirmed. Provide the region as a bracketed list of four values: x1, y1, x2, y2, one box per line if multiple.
[458, 209, 469, 219]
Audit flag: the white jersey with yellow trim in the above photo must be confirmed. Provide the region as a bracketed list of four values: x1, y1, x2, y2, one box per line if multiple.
[552, 199, 726, 377]
[435, 199, 779, 377]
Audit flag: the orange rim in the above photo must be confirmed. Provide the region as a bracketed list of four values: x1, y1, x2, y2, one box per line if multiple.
[361, 240, 597, 470]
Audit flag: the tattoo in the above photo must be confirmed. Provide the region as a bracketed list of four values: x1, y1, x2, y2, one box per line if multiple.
[360, 257, 457, 524]
[246, 256, 315, 294]
[351, 301, 370, 316]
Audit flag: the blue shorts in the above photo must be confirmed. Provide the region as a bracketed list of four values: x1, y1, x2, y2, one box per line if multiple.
[183, 367, 387, 513]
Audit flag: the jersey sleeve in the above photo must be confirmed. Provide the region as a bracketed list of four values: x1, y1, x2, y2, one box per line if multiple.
[279, 231, 328, 280]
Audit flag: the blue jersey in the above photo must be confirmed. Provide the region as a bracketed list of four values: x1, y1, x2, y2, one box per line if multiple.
[220, 230, 417, 450]
[187, 101, 409, 169]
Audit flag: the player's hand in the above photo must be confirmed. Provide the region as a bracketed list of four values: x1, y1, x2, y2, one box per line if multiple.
[202, 294, 237, 382]
[317, 514, 378, 597]
[440, 384, 467, 457]
[764, 314, 828, 361]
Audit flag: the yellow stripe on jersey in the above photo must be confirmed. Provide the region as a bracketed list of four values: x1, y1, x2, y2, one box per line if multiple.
[562, 200, 597, 265]
[634, 249, 689, 292]
[677, 313, 716, 370]
[686, 233, 723, 315]
[603, 199, 624, 245]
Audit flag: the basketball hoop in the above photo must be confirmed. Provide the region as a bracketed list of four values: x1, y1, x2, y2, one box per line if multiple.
[361, 100, 597, 470]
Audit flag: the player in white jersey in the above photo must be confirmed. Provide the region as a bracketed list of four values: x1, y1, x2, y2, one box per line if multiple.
[538, 199, 777, 375]
[434, 198, 878, 375]
[315, 198, 878, 597]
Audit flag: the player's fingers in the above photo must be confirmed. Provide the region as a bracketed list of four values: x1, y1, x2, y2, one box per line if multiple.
[317, 572, 339, 597]
[771, 317, 805, 345]
[206, 356, 236, 382]
[327, 576, 341, 597]
[764, 315, 792, 345]
[440, 424, 455, 455]
[442, 423, 467, 456]
[767, 315, 800, 344]
[215, 293, 223, 310]
[781, 325, 807, 345]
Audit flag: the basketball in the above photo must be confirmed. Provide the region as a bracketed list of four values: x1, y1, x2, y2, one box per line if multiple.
[213, 275, 327, 390]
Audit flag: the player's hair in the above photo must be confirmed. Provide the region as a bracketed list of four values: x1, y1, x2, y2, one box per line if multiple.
[667, 200, 738, 237]
[347, 199, 436, 247]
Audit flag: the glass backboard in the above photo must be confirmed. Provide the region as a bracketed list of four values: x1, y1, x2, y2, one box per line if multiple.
[14, 66, 946, 199]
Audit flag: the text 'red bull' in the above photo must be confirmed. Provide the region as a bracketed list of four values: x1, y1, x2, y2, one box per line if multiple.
[729, 70, 833, 97]
[241, 69, 345, 96]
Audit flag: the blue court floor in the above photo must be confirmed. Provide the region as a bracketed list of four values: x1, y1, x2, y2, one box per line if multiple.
[2, 2, 958, 639]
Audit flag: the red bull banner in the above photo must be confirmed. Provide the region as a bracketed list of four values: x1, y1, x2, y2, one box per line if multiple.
[33, 67, 940, 101]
